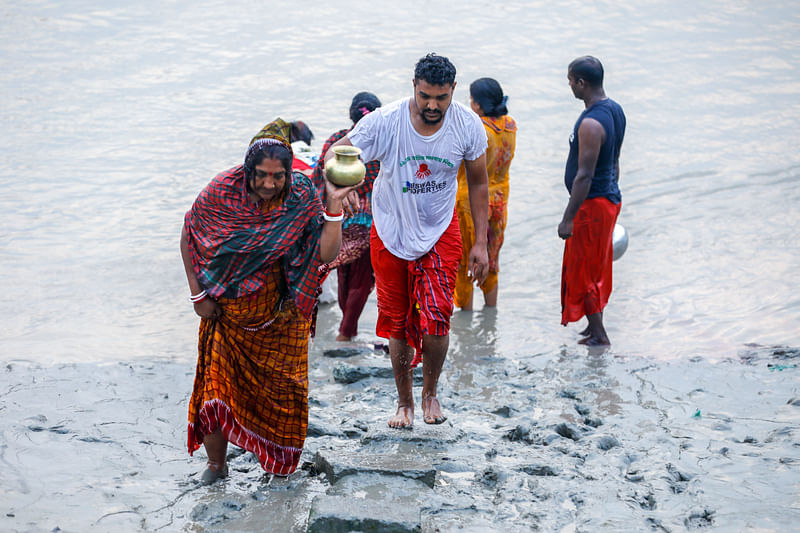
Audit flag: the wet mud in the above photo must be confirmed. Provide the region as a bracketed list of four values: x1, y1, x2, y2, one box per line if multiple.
[2, 337, 798, 532]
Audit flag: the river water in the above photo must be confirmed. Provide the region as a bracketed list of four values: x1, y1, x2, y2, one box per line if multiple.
[2, 0, 799, 364]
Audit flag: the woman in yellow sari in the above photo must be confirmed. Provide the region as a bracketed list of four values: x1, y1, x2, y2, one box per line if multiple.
[455, 78, 517, 310]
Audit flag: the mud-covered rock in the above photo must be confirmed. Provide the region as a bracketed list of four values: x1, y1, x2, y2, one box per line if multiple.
[502, 423, 538, 444]
[596, 435, 620, 450]
[574, 403, 591, 416]
[520, 464, 559, 477]
[323, 347, 373, 358]
[332, 363, 423, 385]
[553, 422, 585, 441]
[314, 450, 436, 488]
[490, 405, 514, 417]
[307, 418, 347, 438]
[360, 423, 464, 446]
[307, 473, 428, 533]
[332, 363, 394, 384]
[583, 417, 604, 428]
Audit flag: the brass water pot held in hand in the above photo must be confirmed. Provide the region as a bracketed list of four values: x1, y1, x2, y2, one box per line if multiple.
[325, 146, 366, 186]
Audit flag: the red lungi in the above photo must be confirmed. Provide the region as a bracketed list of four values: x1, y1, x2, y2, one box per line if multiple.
[561, 197, 621, 325]
[370, 212, 461, 362]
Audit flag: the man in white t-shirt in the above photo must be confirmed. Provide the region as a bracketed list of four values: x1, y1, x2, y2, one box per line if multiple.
[325, 53, 489, 428]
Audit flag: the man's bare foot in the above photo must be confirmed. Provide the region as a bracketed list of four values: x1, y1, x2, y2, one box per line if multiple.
[579, 326, 591, 337]
[422, 396, 447, 424]
[388, 405, 414, 429]
[578, 335, 610, 346]
[336, 334, 352, 342]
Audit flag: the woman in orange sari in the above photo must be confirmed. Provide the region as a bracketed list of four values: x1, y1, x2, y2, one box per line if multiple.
[454, 78, 517, 310]
[180, 119, 360, 483]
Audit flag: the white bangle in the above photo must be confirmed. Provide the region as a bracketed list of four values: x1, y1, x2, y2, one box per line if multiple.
[189, 290, 208, 303]
[323, 211, 344, 222]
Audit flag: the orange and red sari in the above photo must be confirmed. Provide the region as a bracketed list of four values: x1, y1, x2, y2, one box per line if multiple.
[187, 261, 310, 476]
[184, 164, 323, 477]
[454, 115, 517, 307]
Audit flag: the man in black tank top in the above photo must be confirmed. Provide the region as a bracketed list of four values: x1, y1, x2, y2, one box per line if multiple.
[558, 56, 626, 346]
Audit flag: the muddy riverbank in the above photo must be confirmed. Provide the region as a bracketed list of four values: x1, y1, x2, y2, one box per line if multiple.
[2, 327, 798, 532]
[3, 1, 800, 531]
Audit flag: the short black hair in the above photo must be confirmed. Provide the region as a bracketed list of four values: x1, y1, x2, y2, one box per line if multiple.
[349, 91, 382, 124]
[414, 53, 456, 86]
[470, 77, 508, 118]
[568, 56, 604, 87]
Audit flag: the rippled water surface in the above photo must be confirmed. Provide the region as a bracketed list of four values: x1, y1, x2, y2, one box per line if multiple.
[2, 0, 799, 363]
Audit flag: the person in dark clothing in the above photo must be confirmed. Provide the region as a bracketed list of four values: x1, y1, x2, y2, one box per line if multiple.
[558, 56, 626, 346]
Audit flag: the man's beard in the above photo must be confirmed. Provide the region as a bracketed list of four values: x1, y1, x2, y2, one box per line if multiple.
[421, 110, 443, 125]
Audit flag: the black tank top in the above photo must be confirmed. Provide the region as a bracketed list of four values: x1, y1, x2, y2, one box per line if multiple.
[564, 98, 626, 204]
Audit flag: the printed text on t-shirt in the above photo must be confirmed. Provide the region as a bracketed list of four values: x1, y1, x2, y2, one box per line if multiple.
[398, 155, 455, 169]
[403, 179, 448, 194]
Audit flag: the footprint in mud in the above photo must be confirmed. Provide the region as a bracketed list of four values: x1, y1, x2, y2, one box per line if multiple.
[26, 422, 72, 435]
[479, 466, 507, 488]
[625, 468, 644, 482]
[665, 463, 694, 494]
[189, 500, 246, 526]
[646, 517, 670, 532]
[684, 508, 715, 528]
[765, 426, 795, 443]
[628, 490, 656, 510]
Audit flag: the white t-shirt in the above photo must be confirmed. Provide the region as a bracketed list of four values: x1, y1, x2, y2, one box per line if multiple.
[348, 97, 487, 260]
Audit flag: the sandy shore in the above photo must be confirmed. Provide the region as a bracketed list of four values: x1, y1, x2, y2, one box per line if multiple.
[2, 339, 798, 532]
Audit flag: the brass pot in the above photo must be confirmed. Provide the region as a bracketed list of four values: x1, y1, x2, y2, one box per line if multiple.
[325, 146, 366, 187]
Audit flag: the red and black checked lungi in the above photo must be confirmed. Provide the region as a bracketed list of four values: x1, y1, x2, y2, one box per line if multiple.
[561, 197, 621, 325]
[370, 212, 461, 365]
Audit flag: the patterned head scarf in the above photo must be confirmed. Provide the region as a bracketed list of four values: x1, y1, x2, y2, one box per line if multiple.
[246, 118, 294, 163]
[184, 118, 324, 316]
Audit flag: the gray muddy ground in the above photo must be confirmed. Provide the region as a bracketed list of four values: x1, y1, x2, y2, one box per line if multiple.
[2, 312, 798, 532]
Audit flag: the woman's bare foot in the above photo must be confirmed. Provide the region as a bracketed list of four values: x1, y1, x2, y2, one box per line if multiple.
[579, 326, 591, 337]
[422, 395, 447, 424]
[336, 334, 352, 342]
[200, 462, 228, 485]
[388, 405, 414, 429]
